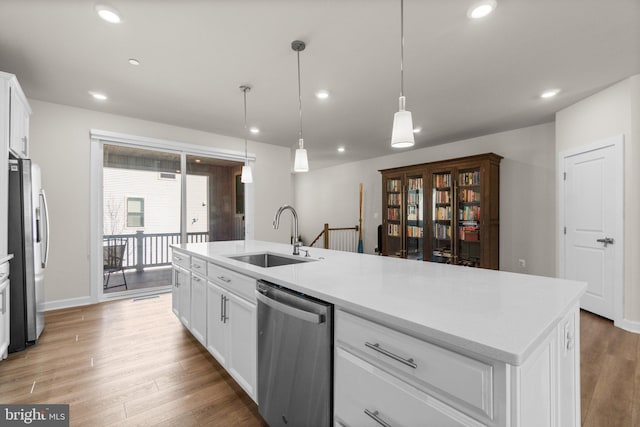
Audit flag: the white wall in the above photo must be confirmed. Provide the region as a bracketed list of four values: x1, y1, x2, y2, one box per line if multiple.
[556, 75, 640, 323]
[28, 100, 293, 304]
[294, 123, 557, 277]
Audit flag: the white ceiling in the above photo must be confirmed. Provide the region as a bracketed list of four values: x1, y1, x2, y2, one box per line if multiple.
[1, 0, 638, 170]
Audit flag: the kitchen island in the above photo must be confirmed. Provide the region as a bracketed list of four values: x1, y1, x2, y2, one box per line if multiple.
[172, 240, 586, 427]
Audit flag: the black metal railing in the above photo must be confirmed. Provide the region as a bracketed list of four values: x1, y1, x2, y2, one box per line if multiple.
[104, 231, 208, 271]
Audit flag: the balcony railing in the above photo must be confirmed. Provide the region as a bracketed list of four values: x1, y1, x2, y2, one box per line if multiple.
[104, 231, 209, 271]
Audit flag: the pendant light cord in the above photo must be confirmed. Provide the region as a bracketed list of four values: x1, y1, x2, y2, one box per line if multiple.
[400, 0, 405, 98]
[243, 87, 248, 162]
[297, 50, 303, 141]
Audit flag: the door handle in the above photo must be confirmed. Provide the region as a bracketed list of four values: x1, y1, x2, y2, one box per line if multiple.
[596, 237, 614, 247]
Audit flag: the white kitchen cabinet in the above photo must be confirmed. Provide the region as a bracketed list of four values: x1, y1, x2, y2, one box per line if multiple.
[9, 79, 30, 159]
[335, 307, 580, 427]
[206, 279, 257, 401]
[171, 264, 190, 327]
[0, 260, 10, 360]
[206, 280, 227, 365]
[1, 72, 31, 258]
[189, 256, 207, 344]
[190, 272, 206, 344]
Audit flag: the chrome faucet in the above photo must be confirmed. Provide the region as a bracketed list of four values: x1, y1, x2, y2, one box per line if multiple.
[273, 205, 301, 255]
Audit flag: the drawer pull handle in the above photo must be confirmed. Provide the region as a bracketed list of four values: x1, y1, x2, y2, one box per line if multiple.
[217, 276, 231, 283]
[364, 409, 392, 427]
[174, 256, 182, 261]
[365, 342, 417, 369]
[192, 264, 201, 269]
[193, 276, 201, 282]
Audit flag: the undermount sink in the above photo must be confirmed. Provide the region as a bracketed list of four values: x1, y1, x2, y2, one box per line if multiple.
[227, 252, 316, 268]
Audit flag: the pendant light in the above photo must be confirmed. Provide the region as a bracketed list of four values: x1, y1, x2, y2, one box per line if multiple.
[239, 85, 253, 183]
[292, 40, 309, 172]
[391, 0, 415, 148]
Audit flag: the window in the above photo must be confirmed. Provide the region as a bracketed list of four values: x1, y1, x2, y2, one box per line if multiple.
[127, 197, 144, 227]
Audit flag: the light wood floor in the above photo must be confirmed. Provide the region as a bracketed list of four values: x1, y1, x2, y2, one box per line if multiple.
[1, 297, 639, 426]
[0, 294, 266, 426]
[580, 310, 640, 427]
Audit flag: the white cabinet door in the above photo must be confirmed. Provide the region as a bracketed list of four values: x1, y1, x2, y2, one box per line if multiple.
[178, 267, 191, 328]
[171, 267, 180, 317]
[226, 291, 257, 399]
[9, 83, 29, 158]
[190, 273, 206, 344]
[0, 267, 9, 360]
[206, 281, 227, 365]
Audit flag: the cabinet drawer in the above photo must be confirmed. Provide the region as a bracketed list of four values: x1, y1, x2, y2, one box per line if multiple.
[208, 263, 256, 303]
[335, 347, 484, 427]
[172, 250, 190, 269]
[190, 257, 207, 275]
[336, 310, 493, 418]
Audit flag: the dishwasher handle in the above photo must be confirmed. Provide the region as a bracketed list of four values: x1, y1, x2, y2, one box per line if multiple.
[255, 290, 325, 324]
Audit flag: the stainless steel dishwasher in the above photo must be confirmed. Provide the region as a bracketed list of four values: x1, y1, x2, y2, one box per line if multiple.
[256, 280, 333, 426]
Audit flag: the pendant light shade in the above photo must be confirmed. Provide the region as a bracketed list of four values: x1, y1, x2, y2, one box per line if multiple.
[294, 138, 309, 172]
[391, 96, 415, 148]
[292, 40, 309, 172]
[391, 0, 415, 148]
[241, 165, 253, 183]
[239, 85, 253, 183]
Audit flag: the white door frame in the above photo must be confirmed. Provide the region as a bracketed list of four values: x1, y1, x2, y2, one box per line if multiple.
[89, 129, 255, 303]
[558, 135, 624, 324]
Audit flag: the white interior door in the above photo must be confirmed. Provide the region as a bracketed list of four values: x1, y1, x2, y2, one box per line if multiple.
[561, 136, 623, 320]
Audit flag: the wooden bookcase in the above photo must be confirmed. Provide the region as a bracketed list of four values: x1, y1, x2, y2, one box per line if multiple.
[380, 153, 501, 269]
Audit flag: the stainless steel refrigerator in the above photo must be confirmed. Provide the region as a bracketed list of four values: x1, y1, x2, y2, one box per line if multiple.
[8, 154, 49, 352]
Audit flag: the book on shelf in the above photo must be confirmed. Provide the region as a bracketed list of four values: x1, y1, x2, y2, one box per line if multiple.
[387, 179, 402, 192]
[458, 205, 480, 221]
[435, 206, 452, 220]
[433, 223, 452, 240]
[387, 223, 400, 237]
[387, 207, 400, 221]
[459, 170, 480, 186]
[435, 190, 450, 204]
[406, 225, 423, 238]
[433, 173, 451, 188]
[460, 188, 480, 203]
[387, 193, 402, 206]
[407, 177, 423, 191]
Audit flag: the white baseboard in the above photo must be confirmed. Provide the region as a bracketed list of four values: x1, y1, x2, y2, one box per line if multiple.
[43, 296, 95, 312]
[615, 318, 640, 334]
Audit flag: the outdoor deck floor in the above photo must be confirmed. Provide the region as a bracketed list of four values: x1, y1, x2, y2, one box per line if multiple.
[103, 266, 172, 293]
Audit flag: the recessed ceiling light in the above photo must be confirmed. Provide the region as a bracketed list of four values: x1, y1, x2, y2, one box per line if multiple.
[467, 0, 497, 19]
[95, 5, 122, 24]
[315, 90, 330, 100]
[128, 58, 140, 66]
[540, 89, 561, 99]
[413, 127, 422, 134]
[195, 159, 201, 163]
[249, 127, 260, 134]
[89, 91, 108, 101]
[337, 147, 345, 153]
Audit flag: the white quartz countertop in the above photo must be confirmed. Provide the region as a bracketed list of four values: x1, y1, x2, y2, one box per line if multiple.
[173, 240, 586, 365]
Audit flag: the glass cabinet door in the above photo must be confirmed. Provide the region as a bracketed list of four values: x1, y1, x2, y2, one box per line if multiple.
[457, 167, 481, 267]
[385, 177, 403, 257]
[405, 176, 423, 260]
[431, 171, 452, 263]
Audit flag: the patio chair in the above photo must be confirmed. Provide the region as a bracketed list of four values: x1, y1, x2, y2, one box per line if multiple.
[103, 239, 128, 290]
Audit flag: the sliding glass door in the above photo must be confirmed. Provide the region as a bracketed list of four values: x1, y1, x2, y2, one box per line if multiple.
[101, 145, 244, 295]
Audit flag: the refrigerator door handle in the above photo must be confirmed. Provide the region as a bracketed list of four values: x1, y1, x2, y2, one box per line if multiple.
[40, 189, 50, 268]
